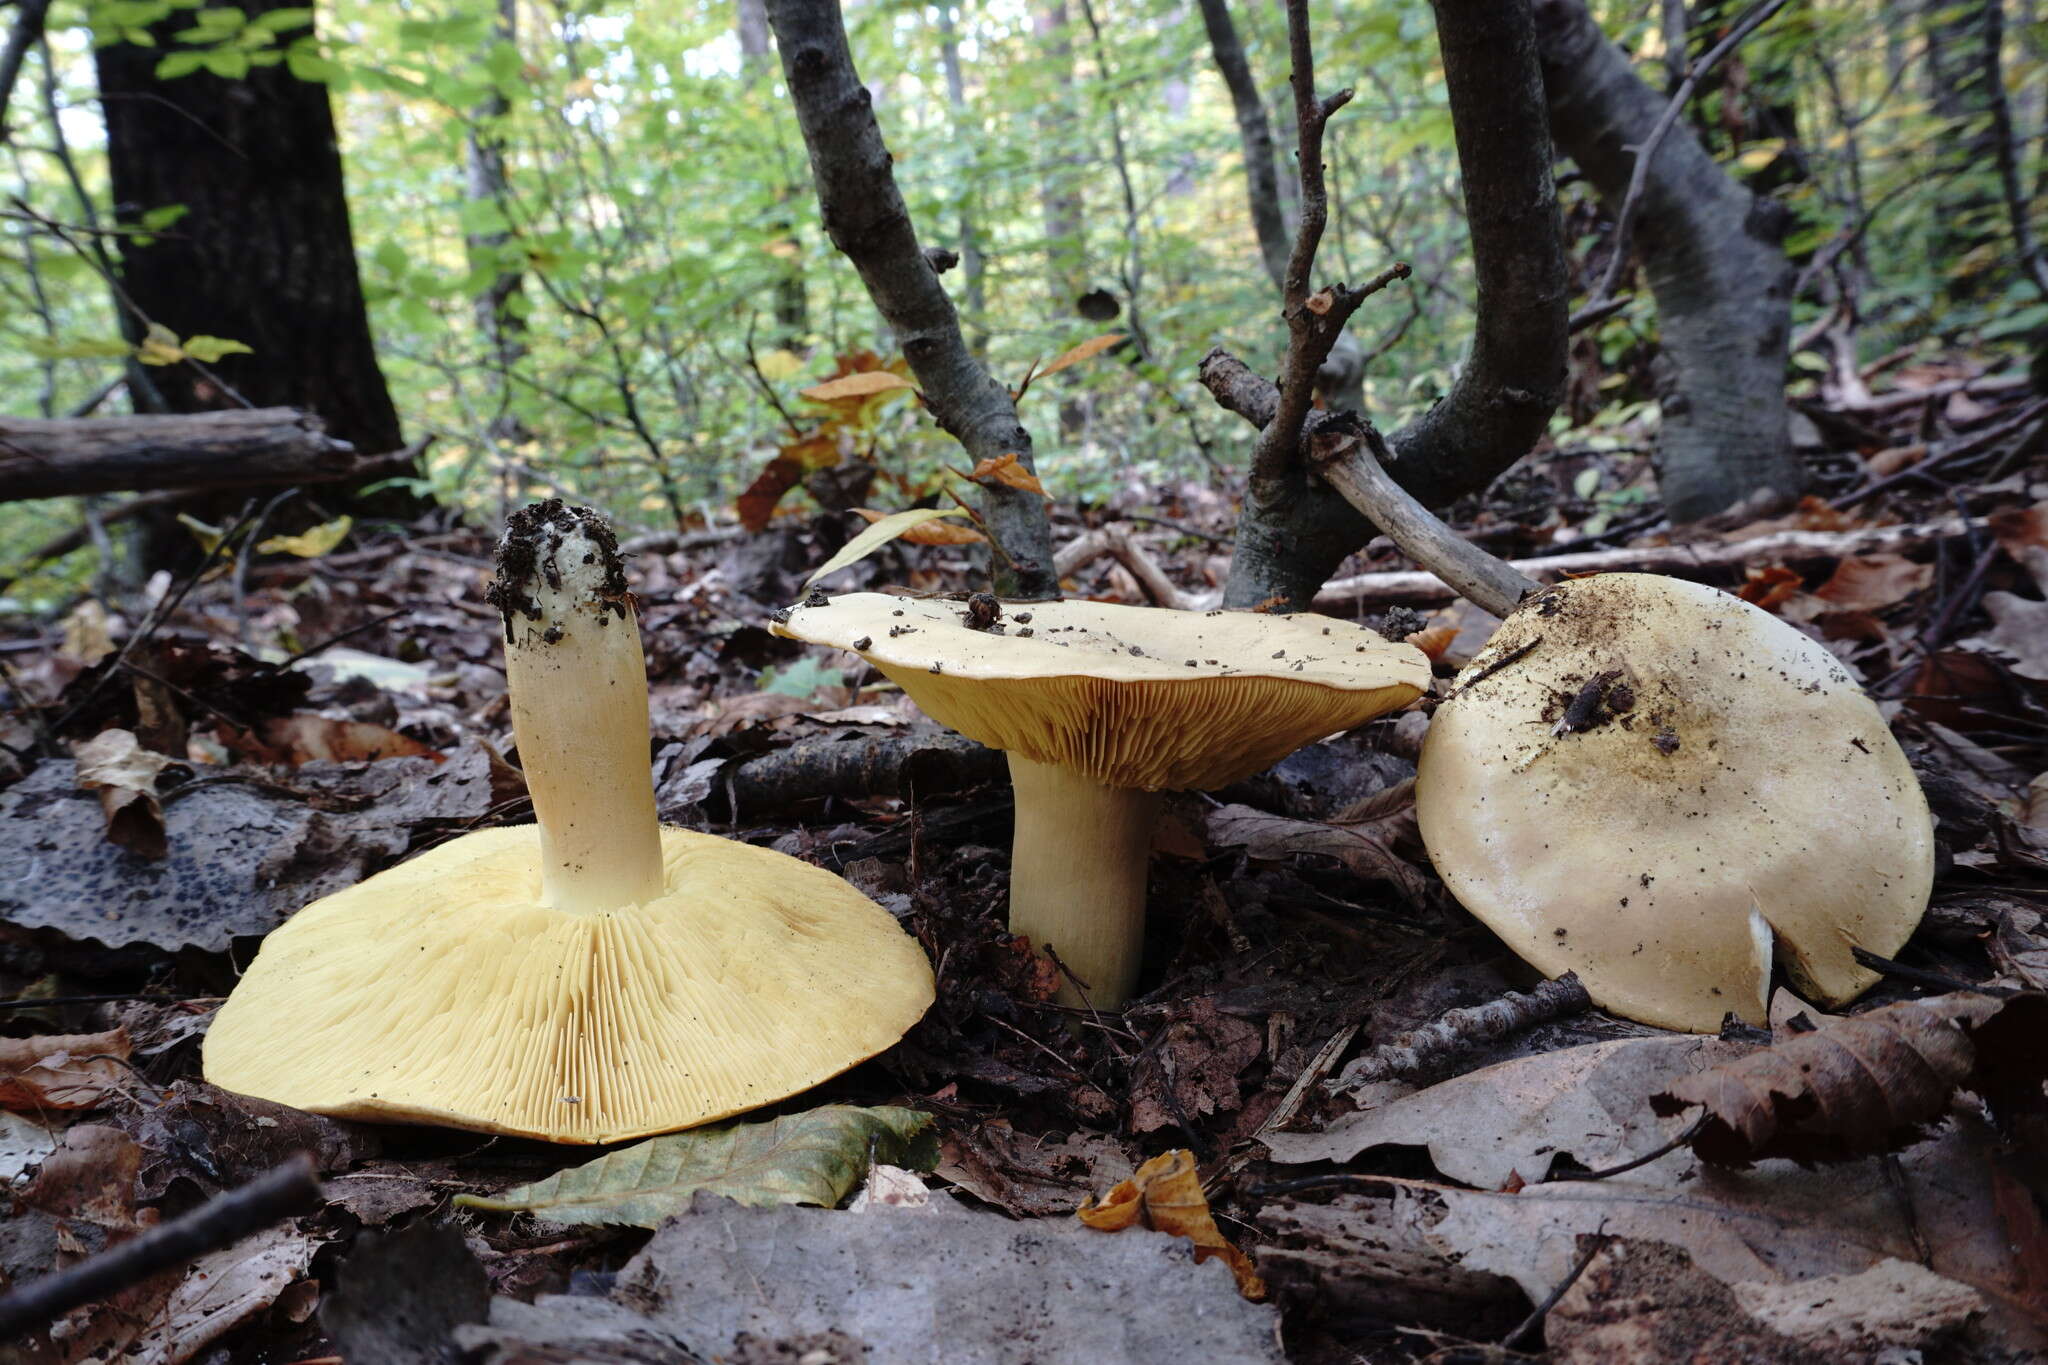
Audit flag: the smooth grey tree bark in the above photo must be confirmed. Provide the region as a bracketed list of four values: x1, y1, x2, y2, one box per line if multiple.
[466, 0, 527, 440]
[1214, 0, 1568, 612]
[1197, 0, 1289, 291]
[763, 0, 1056, 598]
[1533, 0, 1801, 525]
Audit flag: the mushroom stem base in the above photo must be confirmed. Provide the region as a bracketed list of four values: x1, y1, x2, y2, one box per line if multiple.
[1006, 754, 1160, 1010]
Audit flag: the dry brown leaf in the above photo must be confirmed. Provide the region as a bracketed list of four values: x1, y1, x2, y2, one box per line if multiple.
[1811, 553, 1933, 612]
[1736, 564, 1805, 610]
[72, 729, 171, 859]
[737, 456, 805, 533]
[249, 715, 442, 765]
[850, 507, 987, 546]
[1207, 779, 1434, 907]
[798, 371, 917, 401]
[967, 453, 1049, 498]
[1980, 545, 2048, 681]
[1034, 332, 1127, 380]
[1403, 624, 1458, 662]
[1991, 501, 2048, 556]
[1862, 443, 1928, 478]
[1650, 991, 2048, 1166]
[1078, 1149, 1266, 1299]
[0, 1028, 135, 1111]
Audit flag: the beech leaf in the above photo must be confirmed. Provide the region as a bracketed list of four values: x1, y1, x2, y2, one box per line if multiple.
[1207, 779, 1434, 907]
[967, 453, 1048, 498]
[1650, 991, 2048, 1166]
[257, 514, 352, 559]
[797, 371, 916, 402]
[1078, 1148, 1266, 1299]
[1034, 332, 1127, 380]
[453, 1104, 937, 1227]
[73, 728, 173, 859]
[805, 508, 980, 587]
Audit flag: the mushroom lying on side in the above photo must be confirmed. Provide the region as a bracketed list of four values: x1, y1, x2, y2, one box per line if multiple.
[774, 593, 1429, 1008]
[204, 502, 934, 1143]
[1311, 436, 1935, 1033]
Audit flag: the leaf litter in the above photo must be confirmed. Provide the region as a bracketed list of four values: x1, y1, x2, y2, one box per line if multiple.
[5, 410, 2048, 1363]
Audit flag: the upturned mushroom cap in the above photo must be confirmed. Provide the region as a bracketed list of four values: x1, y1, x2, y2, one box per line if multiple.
[773, 593, 1429, 790]
[1416, 573, 1934, 1033]
[203, 826, 935, 1143]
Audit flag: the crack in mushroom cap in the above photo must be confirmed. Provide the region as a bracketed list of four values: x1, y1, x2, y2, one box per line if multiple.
[1416, 573, 1934, 1034]
[773, 593, 1429, 791]
[202, 825, 935, 1144]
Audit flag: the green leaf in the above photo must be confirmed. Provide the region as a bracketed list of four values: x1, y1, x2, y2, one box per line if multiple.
[181, 335, 253, 362]
[453, 1105, 936, 1228]
[1572, 468, 1601, 500]
[757, 656, 843, 698]
[804, 508, 972, 587]
[139, 203, 189, 231]
[200, 47, 250, 78]
[246, 6, 313, 34]
[22, 336, 136, 360]
[154, 49, 207, 78]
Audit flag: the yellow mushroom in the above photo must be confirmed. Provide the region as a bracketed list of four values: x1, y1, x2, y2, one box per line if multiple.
[774, 592, 1428, 1008]
[204, 503, 934, 1142]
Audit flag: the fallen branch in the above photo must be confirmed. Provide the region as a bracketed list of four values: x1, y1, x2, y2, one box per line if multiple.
[1053, 524, 1195, 609]
[1309, 517, 1986, 610]
[0, 407, 401, 502]
[1329, 973, 1592, 1095]
[0, 1154, 320, 1340]
[719, 728, 1003, 818]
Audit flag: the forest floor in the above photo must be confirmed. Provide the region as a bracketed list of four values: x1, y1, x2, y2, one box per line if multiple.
[2, 357, 2047, 1364]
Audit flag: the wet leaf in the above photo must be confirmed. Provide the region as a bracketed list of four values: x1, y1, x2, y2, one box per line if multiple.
[798, 370, 916, 402]
[232, 714, 442, 765]
[1078, 1148, 1266, 1299]
[1207, 780, 1434, 907]
[453, 1104, 937, 1228]
[1650, 991, 2048, 1165]
[1034, 332, 1126, 379]
[967, 453, 1049, 498]
[806, 508, 978, 586]
[257, 514, 352, 558]
[72, 728, 172, 859]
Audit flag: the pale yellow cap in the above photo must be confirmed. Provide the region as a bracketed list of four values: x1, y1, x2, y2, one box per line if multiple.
[203, 826, 935, 1143]
[773, 593, 1429, 790]
[1416, 573, 1933, 1033]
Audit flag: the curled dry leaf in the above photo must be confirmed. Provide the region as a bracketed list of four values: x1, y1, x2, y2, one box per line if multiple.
[1650, 991, 2048, 1166]
[737, 456, 805, 533]
[73, 728, 172, 859]
[1207, 778, 1434, 907]
[797, 370, 917, 402]
[0, 1028, 135, 1111]
[1990, 500, 2048, 556]
[1736, 564, 1804, 611]
[1077, 1148, 1266, 1300]
[848, 507, 984, 547]
[967, 453, 1049, 499]
[235, 714, 442, 765]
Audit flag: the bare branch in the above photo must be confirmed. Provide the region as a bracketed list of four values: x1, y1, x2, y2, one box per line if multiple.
[763, 0, 1055, 598]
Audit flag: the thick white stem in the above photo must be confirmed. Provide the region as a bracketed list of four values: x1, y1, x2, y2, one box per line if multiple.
[493, 504, 665, 914]
[1006, 753, 1160, 1009]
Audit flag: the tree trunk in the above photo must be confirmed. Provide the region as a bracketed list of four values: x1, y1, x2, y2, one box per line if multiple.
[466, 0, 528, 441]
[935, 2, 987, 340]
[93, 4, 403, 460]
[1197, 0, 1289, 292]
[741, 0, 810, 343]
[1922, 0, 2003, 302]
[1532, 0, 1801, 525]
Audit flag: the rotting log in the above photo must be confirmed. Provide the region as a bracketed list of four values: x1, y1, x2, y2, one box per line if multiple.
[0, 407, 401, 503]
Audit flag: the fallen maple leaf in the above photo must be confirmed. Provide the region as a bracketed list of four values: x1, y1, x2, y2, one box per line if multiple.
[967, 453, 1049, 498]
[1078, 1148, 1266, 1299]
[1651, 991, 2048, 1166]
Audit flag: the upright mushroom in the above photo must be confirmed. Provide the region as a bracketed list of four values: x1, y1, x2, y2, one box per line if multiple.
[204, 502, 934, 1142]
[1309, 432, 1934, 1032]
[773, 594, 1428, 1008]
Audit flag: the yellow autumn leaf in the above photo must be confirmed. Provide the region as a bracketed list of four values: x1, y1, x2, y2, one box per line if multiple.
[134, 322, 185, 366]
[755, 348, 805, 381]
[968, 454, 1049, 499]
[850, 507, 987, 546]
[1034, 332, 1127, 380]
[799, 371, 917, 402]
[177, 512, 229, 553]
[1077, 1149, 1266, 1300]
[257, 515, 352, 558]
[804, 509, 979, 587]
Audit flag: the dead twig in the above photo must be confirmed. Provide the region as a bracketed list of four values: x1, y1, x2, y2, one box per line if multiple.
[1329, 973, 1592, 1095]
[0, 1154, 320, 1339]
